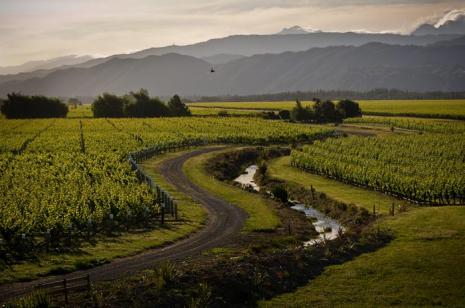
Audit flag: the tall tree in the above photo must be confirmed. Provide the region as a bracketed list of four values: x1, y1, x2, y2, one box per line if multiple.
[168, 94, 191, 116]
[290, 100, 313, 122]
[313, 100, 342, 123]
[92, 93, 125, 118]
[124, 89, 170, 118]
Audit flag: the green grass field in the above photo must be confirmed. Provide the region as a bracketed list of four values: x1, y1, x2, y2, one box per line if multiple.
[189, 107, 263, 116]
[359, 99, 465, 117]
[261, 206, 465, 307]
[189, 99, 465, 118]
[0, 151, 206, 284]
[183, 148, 281, 232]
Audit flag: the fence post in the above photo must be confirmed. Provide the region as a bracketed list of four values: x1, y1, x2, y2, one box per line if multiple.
[161, 204, 165, 224]
[86, 274, 91, 296]
[63, 278, 68, 304]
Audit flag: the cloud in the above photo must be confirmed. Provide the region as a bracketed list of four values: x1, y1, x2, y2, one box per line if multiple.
[0, 0, 464, 66]
[434, 9, 465, 27]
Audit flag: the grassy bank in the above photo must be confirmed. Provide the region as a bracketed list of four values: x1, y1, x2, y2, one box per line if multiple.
[261, 206, 465, 307]
[183, 148, 281, 232]
[260, 158, 465, 307]
[0, 151, 206, 284]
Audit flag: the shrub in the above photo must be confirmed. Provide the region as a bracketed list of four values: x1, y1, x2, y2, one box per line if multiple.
[271, 185, 288, 203]
[278, 110, 290, 120]
[260, 111, 279, 120]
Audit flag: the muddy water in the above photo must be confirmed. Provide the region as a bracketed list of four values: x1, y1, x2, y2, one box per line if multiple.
[291, 203, 345, 246]
[234, 164, 344, 245]
[233, 165, 260, 191]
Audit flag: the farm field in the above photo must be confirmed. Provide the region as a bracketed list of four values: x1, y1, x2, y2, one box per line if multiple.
[2, 103, 465, 305]
[189, 99, 465, 118]
[3, 2, 465, 305]
[0, 117, 330, 278]
[66, 105, 93, 118]
[0, 148, 207, 284]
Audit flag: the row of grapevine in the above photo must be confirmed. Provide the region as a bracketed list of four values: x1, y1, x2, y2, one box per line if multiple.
[290, 134, 465, 205]
[344, 116, 465, 134]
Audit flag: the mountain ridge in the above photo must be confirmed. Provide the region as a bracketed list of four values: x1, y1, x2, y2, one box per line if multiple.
[1, 42, 464, 97]
[0, 31, 459, 85]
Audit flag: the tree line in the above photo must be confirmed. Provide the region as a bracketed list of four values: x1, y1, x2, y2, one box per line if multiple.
[194, 88, 465, 102]
[0, 90, 191, 119]
[1, 93, 68, 119]
[290, 99, 361, 123]
[92, 89, 191, 118]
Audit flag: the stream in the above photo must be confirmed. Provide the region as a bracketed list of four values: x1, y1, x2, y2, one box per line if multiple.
[233, 165, 260, 191]
[233, 164, 344, 245]
[290, 202, 345, 246]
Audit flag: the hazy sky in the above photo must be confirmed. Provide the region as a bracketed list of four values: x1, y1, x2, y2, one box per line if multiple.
[0, 0, 464, 66]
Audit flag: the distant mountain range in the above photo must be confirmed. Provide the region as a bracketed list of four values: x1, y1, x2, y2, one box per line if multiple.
[0, 31, 459, 86]
[1, 37, 464, 97]
[0, 55, 93, 75]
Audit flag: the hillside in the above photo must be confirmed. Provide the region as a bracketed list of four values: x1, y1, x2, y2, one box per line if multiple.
[1, 42, 464, 97]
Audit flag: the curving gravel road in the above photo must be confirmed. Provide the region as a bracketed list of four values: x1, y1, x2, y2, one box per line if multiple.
[0, 147, 247, 302]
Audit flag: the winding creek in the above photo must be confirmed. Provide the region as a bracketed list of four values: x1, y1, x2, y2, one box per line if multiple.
[234, 164, 344, 245]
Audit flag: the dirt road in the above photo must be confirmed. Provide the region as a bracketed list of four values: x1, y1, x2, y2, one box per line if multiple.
[0, 147, 247, 302]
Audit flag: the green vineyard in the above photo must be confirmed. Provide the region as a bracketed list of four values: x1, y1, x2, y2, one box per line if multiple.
[290, 133, 465, 205]
[0, 117, 331, 254]
[344, 116, 465, 134]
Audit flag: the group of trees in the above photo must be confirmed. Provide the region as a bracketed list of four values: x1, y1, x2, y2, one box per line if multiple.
[92, 89, 191, 118]
[291, 99, 362, 123]
[0, 93, 68, 119]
